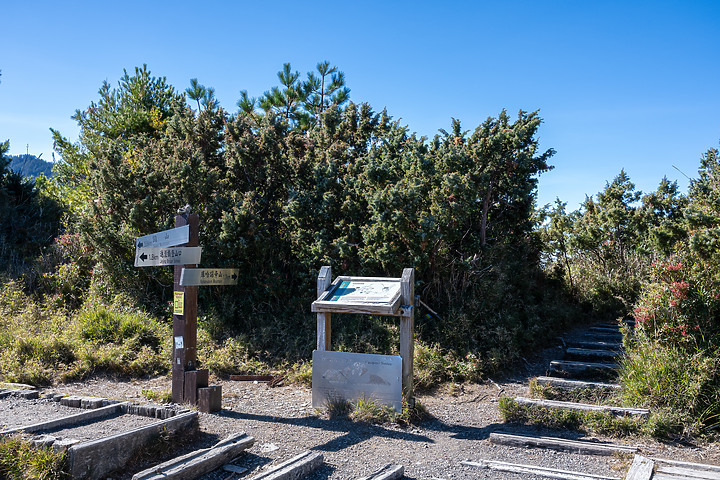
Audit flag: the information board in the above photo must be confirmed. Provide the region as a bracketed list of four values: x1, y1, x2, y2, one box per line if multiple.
[312, 350, 402, 412]
[312, 277, 403, 315]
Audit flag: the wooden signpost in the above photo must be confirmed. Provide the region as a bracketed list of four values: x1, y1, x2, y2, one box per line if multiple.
[311, 266, 415, 407]
[134, 208, 236, 413]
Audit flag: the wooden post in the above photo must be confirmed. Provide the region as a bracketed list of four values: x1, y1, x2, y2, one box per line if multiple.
[316, 266, 332, 351]
[172, 213, 199, 404]
[400, 268, 415, 405]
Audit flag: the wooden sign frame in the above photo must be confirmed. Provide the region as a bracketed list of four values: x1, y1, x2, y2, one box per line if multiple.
[311, 266, 415, 404]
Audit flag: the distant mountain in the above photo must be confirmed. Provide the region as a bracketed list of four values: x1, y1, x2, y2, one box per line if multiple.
[8, 154, 54, 178]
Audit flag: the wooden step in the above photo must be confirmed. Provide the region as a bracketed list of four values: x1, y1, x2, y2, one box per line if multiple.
[589, 326, 622, 334]
[568, 340, 623, 351]
[565, 348, 620, 362]
[513, 396, 649, 417]
[549, 360, 619, 378]
[488, 431, 639, 456]
[535, 376, 620, 391]
[462, 459, 622, 480]
[581, 333, 623, 343]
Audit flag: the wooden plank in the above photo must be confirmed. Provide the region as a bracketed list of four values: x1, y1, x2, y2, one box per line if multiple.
[625, 455, 654, 480]
[568, 340, 623, 351]
[316, 266, 332, 351]
[0, 402, 127, 436]
[513, 396, 649, 417]
[656, 466, 720, 479]
[489, 432, 639, 456]
[565, 348, 620, 361]
[198, 386, 222, 413]
[461, 460, 621, 479]
[535, 377, 620, 390]
[229, 375, 275, 382]
[357, 464, 404, 480]
[400, 268, 415, 403]
[549, 360, 619, 377]
[247, 451, 323, 480]
[132, 432, 254, 480]
[653, 458, 720, 473]
[588, 326, 622, 334]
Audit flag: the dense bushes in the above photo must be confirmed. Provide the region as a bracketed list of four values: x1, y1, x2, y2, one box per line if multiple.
[40, 65, 569, 368]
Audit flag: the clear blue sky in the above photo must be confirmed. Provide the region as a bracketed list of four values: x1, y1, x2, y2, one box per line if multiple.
[1, 1, 718, 210]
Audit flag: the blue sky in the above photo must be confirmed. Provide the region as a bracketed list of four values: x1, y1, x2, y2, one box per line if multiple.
[1, 1, 718, 210]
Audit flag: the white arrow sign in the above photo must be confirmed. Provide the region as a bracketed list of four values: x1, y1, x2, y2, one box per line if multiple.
[136, 225, 190, 249]
[134, 247, 202, 267]
[180, 268, 239, 286]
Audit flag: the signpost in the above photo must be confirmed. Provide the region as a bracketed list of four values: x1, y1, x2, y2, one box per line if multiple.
[311, 267, 415, 411]
[180, 268, 239, 286]
[136, 225, 189, 249]
[134, 209, 238, 413]
[134, 247, 202, 267]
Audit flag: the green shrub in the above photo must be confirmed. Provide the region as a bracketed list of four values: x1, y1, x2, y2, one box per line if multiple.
[0, 437, 68, 480]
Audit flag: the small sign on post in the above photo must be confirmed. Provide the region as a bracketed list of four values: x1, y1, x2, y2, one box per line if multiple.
[173, 292, 185, 315]
[134, 247, 202, 267]
[180, 268, 239, 286]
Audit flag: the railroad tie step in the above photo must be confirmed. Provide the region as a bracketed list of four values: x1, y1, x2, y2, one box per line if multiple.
[513, 396, 649, 417]
[564, 347, 620, 362]
[588, 326, 623, 334]
[132, 432, 255, 480]
[357, 464, 404, 480]
[488, 431, 639, 456]
[567, 340, 623, 351]
[534, 376, 620, 391]
[246, 451, 324, 480]
[462, 459, 622, 479]
[550, 360, 619, 378]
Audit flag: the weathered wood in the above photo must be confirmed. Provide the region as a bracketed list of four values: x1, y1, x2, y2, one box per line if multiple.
[462, 459, 621, 480]
[172, 213, 200, 404]
[132, 432, 254, 480]
[316, 266, 332, 350]
[69, 411, 198, 480]
[312, 295, 402, 316]
[488, 432, 639, 456]
[229, 375, 276, 382]
[357, 464, 404, 480]
[655, 465, 720, 479]
[625, 455, 654, 480]
[198, 386, 222, 413]
[653, 458, 720, 473]
[565, 348, 621, 361]
[400, 268, 415, 403]
[535, 376, 620, 390]
[247, 451, 323, 480]
[568, 340, 623, 351]
[184, 369, 209, 406]
[549, 360, 619, 377]
[514, 396, 649, 417]
[588, 326, 622, 334]
[224, 464, 249, 474]
[0, 402, 127, 436]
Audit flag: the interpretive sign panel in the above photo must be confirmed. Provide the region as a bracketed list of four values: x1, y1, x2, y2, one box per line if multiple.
[311, 277, 402, 315]
[136, 225, 190, 249]
[134, 247, 202, 267]
[312, 350, 402, 412]
[180, 268, 239, 286]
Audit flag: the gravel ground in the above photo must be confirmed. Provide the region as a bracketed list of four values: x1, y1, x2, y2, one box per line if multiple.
[3, 332, 720, 479]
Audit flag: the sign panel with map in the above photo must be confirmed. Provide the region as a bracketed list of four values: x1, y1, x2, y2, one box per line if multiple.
[311, 277, 403, 315]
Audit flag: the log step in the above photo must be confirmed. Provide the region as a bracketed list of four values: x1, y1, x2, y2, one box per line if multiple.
[589, 326, 622, 334]
[652, 457, 720, 480]
[357, 464, 404, 480]
[248, 451, 323, 480]
[513, 396, 649, 417]
[132, 432, 255, 480]
[535, 376, 620, 391]
[488, 431, 639, 456]
[550, 360, 619, 378]
[565, 348, 620, 362]
[568, 340, 623, 351]
[461, 459, 622, 480]
[625, 455, 654, 480]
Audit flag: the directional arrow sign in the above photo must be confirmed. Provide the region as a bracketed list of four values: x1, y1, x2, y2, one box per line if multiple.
[134, 247, 202, 267]
[180, 268, 239, 286]
[136, 225, 190, 249]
